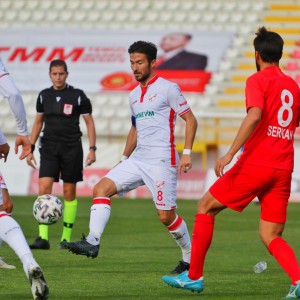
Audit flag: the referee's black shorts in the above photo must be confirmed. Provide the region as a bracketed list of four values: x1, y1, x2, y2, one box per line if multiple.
[39, 139, 83, 183]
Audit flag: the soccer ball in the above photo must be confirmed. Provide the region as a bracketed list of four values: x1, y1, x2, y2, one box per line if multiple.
[33, 194, 63, 225]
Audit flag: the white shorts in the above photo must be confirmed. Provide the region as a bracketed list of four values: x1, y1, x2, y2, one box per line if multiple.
[105, 158, 178, 210]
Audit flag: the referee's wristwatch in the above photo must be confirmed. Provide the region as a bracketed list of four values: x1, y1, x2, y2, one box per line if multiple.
[89, 146, 97, 151]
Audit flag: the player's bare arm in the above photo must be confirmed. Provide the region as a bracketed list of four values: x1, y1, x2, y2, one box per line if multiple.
[26, 113, 44, 168]
[83, 114, 96, 167]
[215, 106, 262, 177]
[178, 110, 198, 175]
[122, 125, 137, 159]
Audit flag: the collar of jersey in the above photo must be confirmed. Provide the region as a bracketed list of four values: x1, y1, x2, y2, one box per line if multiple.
[140, 75, 159, 95]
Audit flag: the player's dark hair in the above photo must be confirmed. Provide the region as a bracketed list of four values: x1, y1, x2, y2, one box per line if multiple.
[49, 59, 68, 72]
[253, 27, 283, 63]
[128, 41, 157, 63]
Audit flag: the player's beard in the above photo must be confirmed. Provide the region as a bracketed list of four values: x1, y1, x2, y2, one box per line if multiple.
[135, 66, 151, 82]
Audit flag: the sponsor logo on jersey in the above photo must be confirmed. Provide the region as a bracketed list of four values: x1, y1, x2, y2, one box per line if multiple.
[156, 181, 165, 190]
[56, 97, 61, 102]
[135, 110, 155, 119]
[179, 100, 188, 107]
[149, 93, 157, 102]
[63, 104, 73, 115]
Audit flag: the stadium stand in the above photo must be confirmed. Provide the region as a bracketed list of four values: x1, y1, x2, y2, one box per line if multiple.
[0, 0, 299, 169]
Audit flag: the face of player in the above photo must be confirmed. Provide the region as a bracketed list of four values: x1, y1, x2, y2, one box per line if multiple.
[49, 66, 68, 90]
[160, 34, 189, 52]
[130, 53, 155, 86]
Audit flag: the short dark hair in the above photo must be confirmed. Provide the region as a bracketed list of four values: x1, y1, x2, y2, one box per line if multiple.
[253, 27, 283, 63]
[128, 41, 157, 63]
[49, 59, 68, 72]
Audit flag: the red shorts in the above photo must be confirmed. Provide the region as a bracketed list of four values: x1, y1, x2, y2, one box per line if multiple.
[209, 163, 291, 223]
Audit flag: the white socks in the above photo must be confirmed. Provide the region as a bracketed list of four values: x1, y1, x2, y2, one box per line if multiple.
[0, 215, 39, 277]
[87, 197, 111, 245]
[167, 215, 191, 263]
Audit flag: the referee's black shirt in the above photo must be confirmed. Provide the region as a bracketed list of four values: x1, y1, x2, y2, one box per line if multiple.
[36, 84, 92, 143]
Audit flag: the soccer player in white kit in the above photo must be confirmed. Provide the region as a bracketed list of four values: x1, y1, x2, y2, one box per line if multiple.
[62, 41, 198, 274]
[0, 173, 16, 269]
[0, 56, 49, 299]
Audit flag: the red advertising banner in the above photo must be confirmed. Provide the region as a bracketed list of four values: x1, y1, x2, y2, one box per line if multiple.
[0, 29, 233, 93]
[100, 70, 211, 93]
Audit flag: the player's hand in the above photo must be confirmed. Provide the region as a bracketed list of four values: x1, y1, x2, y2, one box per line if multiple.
[0, 143, 10, 162]
[26, 153, 37, 169]
[15, 135, 31, 160]
[178, 154, 192, 175]
[214, 153, 233, 177]
[85, 150, 96, 167]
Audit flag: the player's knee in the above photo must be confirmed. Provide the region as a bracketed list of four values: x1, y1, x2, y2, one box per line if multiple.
[93, 178, 116, 198]
[259, 226, 283, 248]
[157, 210, 175, 226]
[197, 192, 224, 216]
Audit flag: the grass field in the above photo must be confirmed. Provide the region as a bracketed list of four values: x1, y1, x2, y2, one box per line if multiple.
[1, 196, 300, 300]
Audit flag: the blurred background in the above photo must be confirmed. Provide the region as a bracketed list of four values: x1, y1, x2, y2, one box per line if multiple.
[1, 0, 300, 199]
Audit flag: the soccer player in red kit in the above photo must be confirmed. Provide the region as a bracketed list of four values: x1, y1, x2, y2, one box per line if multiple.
[162, 27, 300, 299]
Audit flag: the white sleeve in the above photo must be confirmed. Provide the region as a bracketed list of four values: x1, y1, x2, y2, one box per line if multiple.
[167, 84, 191, 117]
[0, 129, 7, 145]
[0, 74, 28, 136]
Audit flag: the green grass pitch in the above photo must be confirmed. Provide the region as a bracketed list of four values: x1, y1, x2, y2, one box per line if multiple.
[1, 196, 300, 299]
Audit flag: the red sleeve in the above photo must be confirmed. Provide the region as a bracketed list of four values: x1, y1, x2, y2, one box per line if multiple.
[245, 75, 265, 111]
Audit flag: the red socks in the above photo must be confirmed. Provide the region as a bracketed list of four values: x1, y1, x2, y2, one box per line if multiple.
[269, 237, 300, 285]
[188, 213, 214, 280]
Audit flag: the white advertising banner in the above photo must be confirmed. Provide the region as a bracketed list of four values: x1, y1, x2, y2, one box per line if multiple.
[0, 28, 234, 93]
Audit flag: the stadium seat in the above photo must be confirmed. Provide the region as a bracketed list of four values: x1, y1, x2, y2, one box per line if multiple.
[292, 49, 300, 59]
[208, 1, 222, 11]
[19, 10, 31, 22]
[194, 1, 208, 11]
[80, 0, 94, 10]
[0, 0, 11, 9]
[67, 0, 81, 10]
[39, 0, 53, 10]
[285, 61, 299, 71]
[94, 1, 109, 10]
[31, 11, 45, 22]
[3, 11, 18, 22]
[202, 12, 215, 23]
[24, 0, 39, 10]
[12, 0, 26, 9]
[216, 12, 230, 23]
[52, 0, 67, 10]
[223, 2, 237, 11]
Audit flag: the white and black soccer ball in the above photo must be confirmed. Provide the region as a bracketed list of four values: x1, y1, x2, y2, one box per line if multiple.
[33, 194, 63, 225]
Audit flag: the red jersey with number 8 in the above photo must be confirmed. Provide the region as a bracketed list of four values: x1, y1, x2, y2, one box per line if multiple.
[238, 66, 300, 171]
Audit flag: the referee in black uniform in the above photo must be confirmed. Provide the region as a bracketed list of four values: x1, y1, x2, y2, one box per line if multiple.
[27, 59, 97, 250]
